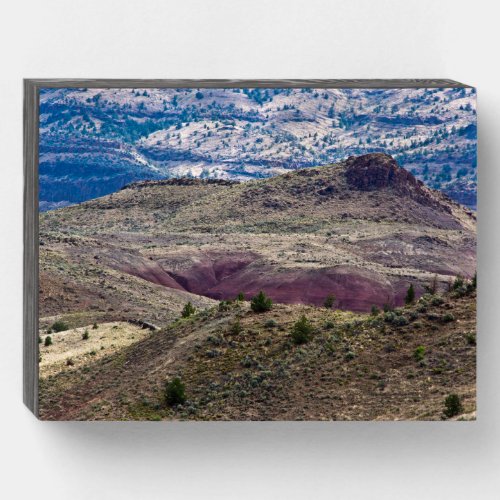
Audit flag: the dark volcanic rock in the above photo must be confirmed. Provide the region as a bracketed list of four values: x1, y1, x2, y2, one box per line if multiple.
[345, 153, 420, 193]
[344, 153, 445, 211]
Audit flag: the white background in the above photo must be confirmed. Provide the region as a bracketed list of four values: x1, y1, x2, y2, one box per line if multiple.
[1, 0, 499, 498]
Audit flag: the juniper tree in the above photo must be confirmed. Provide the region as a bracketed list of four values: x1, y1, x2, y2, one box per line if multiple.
[165, 378, 186, 407]
[405, 284, 415, 305]
[181, 301, 196, 318]
[444, 394, 463, 418]
[291, 315, 314, 345]
[250, 291, 272, 313]
[323, 294, 336, 309]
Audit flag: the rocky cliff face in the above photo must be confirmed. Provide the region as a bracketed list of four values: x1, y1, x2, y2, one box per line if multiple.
[345, 153, 419, 192]
[39, 87, 477, 209]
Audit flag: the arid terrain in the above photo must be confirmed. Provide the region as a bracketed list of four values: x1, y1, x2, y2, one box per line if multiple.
[38, 153, 476, 420]
[39, 87, 477, 210]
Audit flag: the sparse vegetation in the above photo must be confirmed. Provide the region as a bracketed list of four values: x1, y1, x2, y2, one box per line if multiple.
[264, 319, 277, 328]
[466, 332, 476, 345]
[291, 315, 314, 345]
[250, 291, 273, 313]
[230, 319, 243, 335]
[405, 284, 415, 305]
[443, 394, 463, 418]
[36, 119, 477, 421]
[44, 336, 52, 347]
[51, 320, 69, 333]
[165, 378, 186, 407]
[82, 329, 90, 340]
[181, 302, 196, 318]
[323, 294, 336, 309]
[442, 313, 455, 323]
[413, 345, 426, 362]
[218, 300, 231, 312]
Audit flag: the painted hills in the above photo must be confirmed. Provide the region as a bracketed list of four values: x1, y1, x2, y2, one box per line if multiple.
[40, 153, 476, 321]
[38, 153, 477, 420]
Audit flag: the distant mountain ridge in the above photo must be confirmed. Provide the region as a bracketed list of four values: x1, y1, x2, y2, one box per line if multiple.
[39, 87, 477, 209]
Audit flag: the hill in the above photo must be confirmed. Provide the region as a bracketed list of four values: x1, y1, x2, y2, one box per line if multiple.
[40, 153, 476, 315]
[38, 153, 476, 420]
[39, 287, 476, 421]
[39, 87, 477, 209]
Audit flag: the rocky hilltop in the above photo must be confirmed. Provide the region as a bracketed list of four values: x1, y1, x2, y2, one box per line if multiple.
[40, 154, 476, 318]
[39, 87, 477, 209]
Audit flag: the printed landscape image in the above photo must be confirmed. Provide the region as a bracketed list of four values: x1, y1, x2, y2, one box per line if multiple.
[38, 86, 477, 421]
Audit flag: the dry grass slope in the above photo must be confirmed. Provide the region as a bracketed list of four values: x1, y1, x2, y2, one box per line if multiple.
[39, 288, 476, 421]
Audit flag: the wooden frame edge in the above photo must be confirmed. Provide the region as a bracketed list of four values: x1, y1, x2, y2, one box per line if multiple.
[23, 79, 39, 417]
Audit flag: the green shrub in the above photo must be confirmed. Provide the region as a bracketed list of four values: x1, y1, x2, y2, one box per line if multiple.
[324, 320, 335, 330]
[44, 336, 52, 347]
[264, 319, 277, 328]
[236, 292, 245, 301]
[250, 291, 273, 313]
[218, 300, 231, 312]
[38, 335, 42, 344]
[395, 315, 409, 327]
[416, 303, 428, 313]
[82, 329, 90, 340]
[241, 355, 255, 368]
[344, 351, 356, 361]
[323, 294, 336, 309]
[443, 394, 463, 418]
[230, 319, 243, 335]
[92, 322, 99, 330]
[165, 378, 186, 406]
[181, 302, 196, 318]
[291, 315, 314, 345]
[413, 345, 425, 362]
[430, 295, 444, 306]
[442, 313, 455, 323]
[384, 311, 409, 326]
[452, 276, 464, 290]
[408, 311, 419, 321]
[51, 320, 69, 333]
[405, 284, 415, 305]
[371, 305, 380, 316]
[466, 332, 476, 345]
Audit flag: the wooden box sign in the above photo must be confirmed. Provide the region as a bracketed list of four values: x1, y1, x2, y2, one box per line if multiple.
[24, 79, 477, 421]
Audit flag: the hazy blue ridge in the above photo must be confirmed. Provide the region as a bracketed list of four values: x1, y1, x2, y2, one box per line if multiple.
[39, 87, 477, 211]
